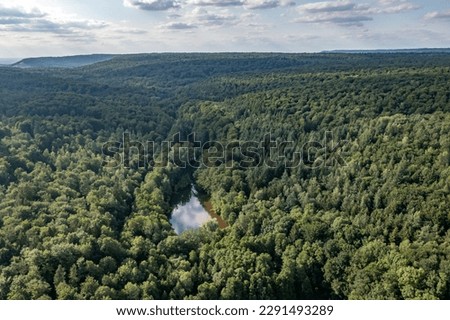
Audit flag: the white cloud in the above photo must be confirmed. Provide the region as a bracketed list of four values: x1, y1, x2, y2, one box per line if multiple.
[245, 0, 279, 10]
[0, 5, 46, 18]
[295, 0, 419, 27]
[296, 1, 372, 26]
[186, 0, 294, 9]
[113, 27, 148, 35]
[161, 8, 239, 29]
[375, 0, 420, 14]
[0, 4, 107, 39]
[297, 14, 372, 25]
[425, 10, 450, 21]
[123, 0, 180, 11]
[245, 0, 295, 10]
[123, 0, 295, 11]
[193, 8, 238, 25]
[299, 1, 357, 13]
[187, 0, 244, 6]
[162, 21, 197, 29]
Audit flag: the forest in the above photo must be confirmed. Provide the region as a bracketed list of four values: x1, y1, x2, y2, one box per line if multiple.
[0, 52, 449, 299]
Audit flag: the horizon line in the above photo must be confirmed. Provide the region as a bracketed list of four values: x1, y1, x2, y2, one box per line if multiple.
[2, 47, 450, 63]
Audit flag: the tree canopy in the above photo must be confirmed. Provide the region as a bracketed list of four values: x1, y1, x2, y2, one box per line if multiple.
[0, 53, 449, 299]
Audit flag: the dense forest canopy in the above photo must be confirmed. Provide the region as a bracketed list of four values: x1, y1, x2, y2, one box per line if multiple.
[0, 52, 449, 299]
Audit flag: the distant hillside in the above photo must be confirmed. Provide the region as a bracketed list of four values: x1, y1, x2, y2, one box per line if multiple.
[0, 58, 19, 66]
[322, 48, 450, 54]
[11, 54, 115, 68]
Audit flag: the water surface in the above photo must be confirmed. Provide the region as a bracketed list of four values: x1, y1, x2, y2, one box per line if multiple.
[170, 187, 228, 234]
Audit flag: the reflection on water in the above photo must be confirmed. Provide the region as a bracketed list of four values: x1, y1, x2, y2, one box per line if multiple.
[170, 186, 228, 234]
[170, 189, 211, 234]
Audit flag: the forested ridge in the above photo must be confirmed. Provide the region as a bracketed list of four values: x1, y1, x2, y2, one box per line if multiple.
[0, 53, 449, 299]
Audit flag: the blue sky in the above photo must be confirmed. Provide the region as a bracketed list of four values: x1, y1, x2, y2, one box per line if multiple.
[0, 0, 449, 58]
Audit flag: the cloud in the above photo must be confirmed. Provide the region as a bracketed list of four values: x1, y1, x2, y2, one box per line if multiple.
[162, 22, 197, 29]
[187, 0, 294, 9]
[245, 0, 278, 9]
[113, 27, 148, 35]
[0, 5, 47, 28]
[1, 18, 107, 34]
[124, 0, 295, 10]
[425, 10, 450, 20]
[296, 1, 372, 26]
[163, 8, 238, 29]
[279, 0, 296, 6]
[0, 5, 46, 18]
[62, 20, 108, 30]
[0, 17, 25, 25]
[193, 8, 238, 25]
[375, 0, 420, 14]
[187, 0, 244, 6]
[245, 0, 295, 10]
[299, 1, 357, 13]
[297, 14, 372, 25]
[123, 0, 180, 11]
[0, 4, 107, 36]
[295, 0, 418, 27]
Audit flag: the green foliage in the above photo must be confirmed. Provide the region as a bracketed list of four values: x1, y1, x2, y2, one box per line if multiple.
[1, 53, 450, 299]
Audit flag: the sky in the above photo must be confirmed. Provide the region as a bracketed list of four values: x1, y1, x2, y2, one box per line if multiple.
[0, 0, 449, 59]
